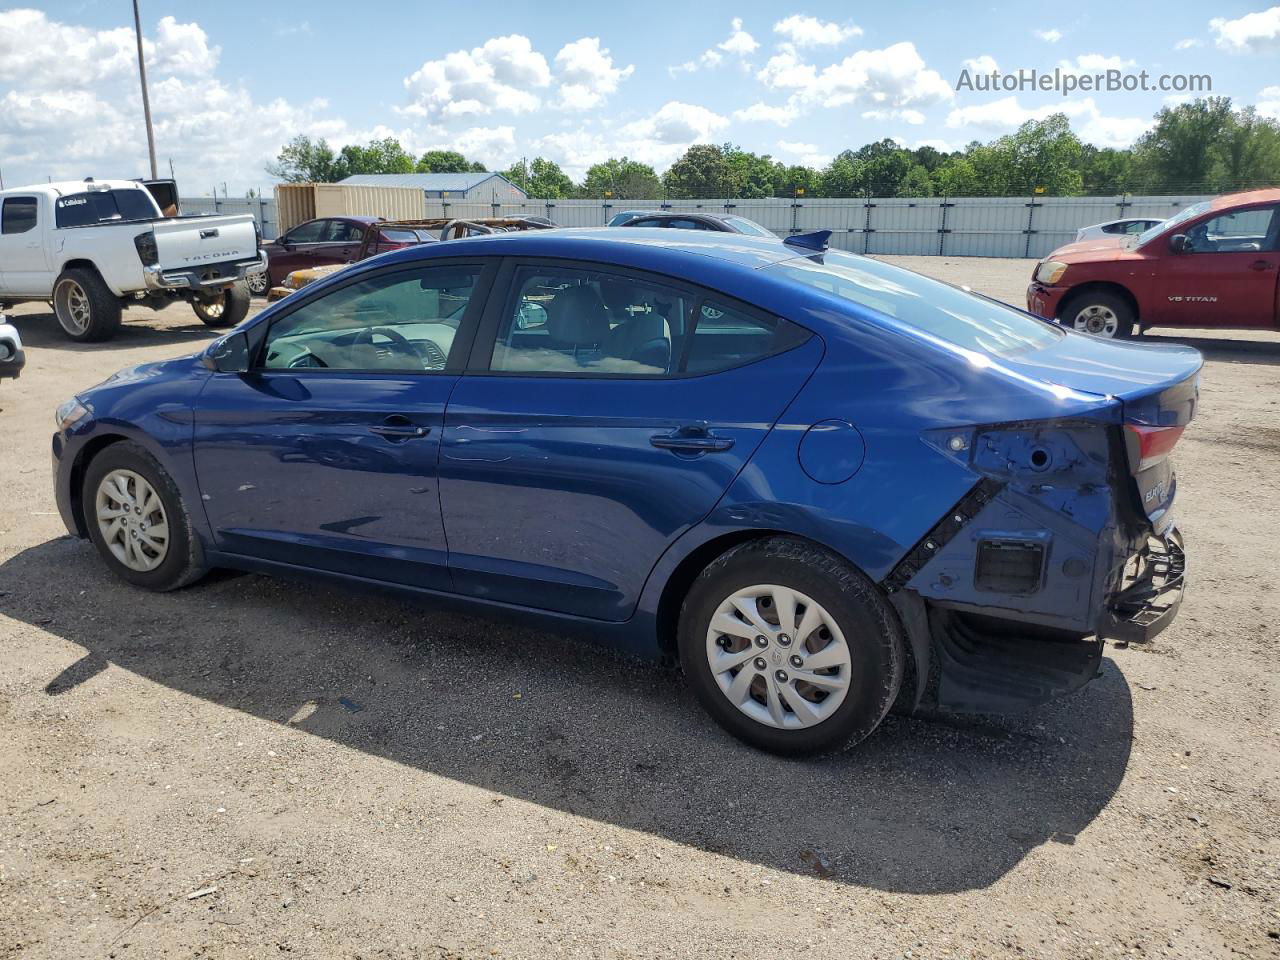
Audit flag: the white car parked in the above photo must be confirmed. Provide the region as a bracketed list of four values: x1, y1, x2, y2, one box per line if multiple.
[1073, 217, 1165, 243]
[0, 179, 266, 342]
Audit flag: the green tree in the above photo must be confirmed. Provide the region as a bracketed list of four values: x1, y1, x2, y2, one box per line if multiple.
[898, 164, 934, 197]
[418, 150, 487, 173]
[1215, 106, 1280, 191]
[776, 164, 820, 197]
[337, 137, 415, 176]
[931, 155, 980, 196]
[1080, 146, 1133, 194]
[266, 135, 345, 183]
[579, 157, 662, 198]
[1130, 97, 1236, 191]
[503, 157, 574, 198]
[818, 151, 867, 197]
[663, 144, 741, 198]
[723, 145, 785, 198]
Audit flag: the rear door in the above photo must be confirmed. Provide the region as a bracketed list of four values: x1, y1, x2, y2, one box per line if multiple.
[192, 260, 493, 589]
[1152, 204, 1280, 327]
[315, 218, 366, 268]
[438, 259, 821, 621]
[0, 195, 50, 295]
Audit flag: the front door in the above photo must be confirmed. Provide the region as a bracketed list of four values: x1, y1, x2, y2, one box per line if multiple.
[0, 195, 49, 295]
[438, 261, 821, 621]
[192, 261, 492, 589]
[1153, 204, 1280, 327]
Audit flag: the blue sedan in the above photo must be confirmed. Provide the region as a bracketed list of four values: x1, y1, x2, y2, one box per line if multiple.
[51, 228, 1199, 755]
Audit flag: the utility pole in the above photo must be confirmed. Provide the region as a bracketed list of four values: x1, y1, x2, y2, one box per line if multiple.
[132, 0, 158, 179]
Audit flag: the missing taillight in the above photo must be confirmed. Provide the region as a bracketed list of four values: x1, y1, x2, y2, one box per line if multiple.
[133, 230, 159, 267]
[1125, 423, 1185, 472]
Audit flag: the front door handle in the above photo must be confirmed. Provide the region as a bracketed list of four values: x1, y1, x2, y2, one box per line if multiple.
[650, 425, 735, 454]
[1249, 259, 1274, 271]
[369, 415, 430, 441]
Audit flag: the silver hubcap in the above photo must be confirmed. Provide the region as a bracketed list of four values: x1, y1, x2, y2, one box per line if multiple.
[705, 584, 852, 730]
[55, 279, 91, 335]
[1072, 304, 1119, 338]
[95, 469, 169, 572]
[248, 273, 268, 294]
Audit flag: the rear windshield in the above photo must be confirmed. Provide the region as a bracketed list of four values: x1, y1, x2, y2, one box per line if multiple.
[55, 188, 158, 228]
[768, 249, 1061, 357]
[723, 216, 774, 237]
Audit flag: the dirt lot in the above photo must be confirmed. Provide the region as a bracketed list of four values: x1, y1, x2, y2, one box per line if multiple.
[1, 257, 1277, 960]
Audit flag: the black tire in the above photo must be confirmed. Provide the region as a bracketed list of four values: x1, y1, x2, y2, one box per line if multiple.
[1058, 289, 1135, 339]
[245, 270, 270, 297]
[82, 441, 207, 592]
[52, 267, 122, 342]
[678, 537, 904, 756]
[193, 281, 251, 328]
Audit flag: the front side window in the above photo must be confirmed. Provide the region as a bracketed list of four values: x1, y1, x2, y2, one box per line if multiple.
[769, 249, 1060, 357]
[54, 189, 157, 228]
[2, 196, 37, 234]
[1138, 201, 1209, 246]
[285, 220, 325, 244]
[490, 267, 688, 376]
[1185, 206, 1277, 253]
[261, 265, 481, 372]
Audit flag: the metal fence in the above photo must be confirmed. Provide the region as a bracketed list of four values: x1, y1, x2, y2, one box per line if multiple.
[185, 194, 1213, 258]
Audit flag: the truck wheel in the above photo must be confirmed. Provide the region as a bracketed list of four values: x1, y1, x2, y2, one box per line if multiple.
[53, 268, 122, 342]
[193, 281, 251, 328]
[1060, 290, 1135, 339]
[677, 536, 904, 756]
[245, 271, 270, 297]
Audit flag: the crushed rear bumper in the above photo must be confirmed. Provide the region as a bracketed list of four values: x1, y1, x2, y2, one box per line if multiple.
[1098, 527, 1184, 644]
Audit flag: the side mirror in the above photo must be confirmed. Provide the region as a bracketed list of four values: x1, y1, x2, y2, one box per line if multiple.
[278, 237, 293, 251]
[1169, 234, 1189, 254]
[0, 322, 25, 380]
[203, 331, 250, 373]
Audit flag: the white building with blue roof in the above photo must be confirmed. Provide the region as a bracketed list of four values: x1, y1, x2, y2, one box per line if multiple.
[339, 172, 528, 202]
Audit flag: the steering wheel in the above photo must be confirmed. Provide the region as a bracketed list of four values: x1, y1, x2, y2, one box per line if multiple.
[353, 325, 427, 368]
[287, 349, 328, 369]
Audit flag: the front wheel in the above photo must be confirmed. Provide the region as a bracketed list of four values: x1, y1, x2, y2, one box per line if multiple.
[82, 441, 206, 591]
[192, 281, 251, 328]
[1060, 291, 1135, 339]
[678, 537, 904, 756]
[245, 270, 270, 297]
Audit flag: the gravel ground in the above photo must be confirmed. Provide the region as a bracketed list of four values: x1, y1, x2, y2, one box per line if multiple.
[1, 257, 1277, 960]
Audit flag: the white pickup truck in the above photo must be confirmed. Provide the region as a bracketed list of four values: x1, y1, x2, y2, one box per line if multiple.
[0, 179, 267, 342]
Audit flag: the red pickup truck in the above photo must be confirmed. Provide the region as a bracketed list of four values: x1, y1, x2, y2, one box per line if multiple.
[1027, 188, 1280, 338]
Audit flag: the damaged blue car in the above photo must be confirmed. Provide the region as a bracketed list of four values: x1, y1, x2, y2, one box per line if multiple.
[51, 228, 1198, 755]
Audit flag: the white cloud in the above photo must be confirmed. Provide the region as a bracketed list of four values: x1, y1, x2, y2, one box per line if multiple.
[963, 55, 999, 73]
[1174, 37, 1202, 50]
[776, 139, 831, 169]
[1259, 85, 1280, 120]
[757, 49, 819, 89]
[1034, 28, 1064, 43]
[732, 101, 799, 126]
[772, 15, 862, 47]
[946, 95, 1148, 147]
[1210, 6, 1280, 52]
[0, 9, 349, 194]
[718, 17, 759, 57]
[762, 42, 952, 111]
[402, 35, 551, 118]
[622, 101, 729, 144]
[862, 108, 926, 124]
[554, 38, 633, 110]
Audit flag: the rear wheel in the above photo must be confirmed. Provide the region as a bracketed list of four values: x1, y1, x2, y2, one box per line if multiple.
[1061, 290, 1135, 339]
[678, 537, 903, 756]
[53, 268, 122, 342]
[82, 441, 206, 591]
[193, 281, 251, 328]
[245, 270, 270, 297]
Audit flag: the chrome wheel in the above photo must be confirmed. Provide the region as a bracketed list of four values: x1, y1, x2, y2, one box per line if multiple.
[705, 584, 852, 730]
[194, 296, 226, 321]
[1071, 304, 1119, 338]
[246, 272, 269, 296]
[54, 278, 91, 336]
[95, 469, 169, 572]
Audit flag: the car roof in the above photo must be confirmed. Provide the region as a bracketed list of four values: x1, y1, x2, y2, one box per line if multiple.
[1210, 187, 1280, 210]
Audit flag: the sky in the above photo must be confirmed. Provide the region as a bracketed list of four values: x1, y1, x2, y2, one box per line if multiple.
[1, 1, 1278, 194]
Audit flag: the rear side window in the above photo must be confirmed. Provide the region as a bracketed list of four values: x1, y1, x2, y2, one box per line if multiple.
[323, 220, 364, 243]
[684, 300, 809, 374]
[769, 249, 1060, 357]
[2, 196, 37, 234]
[54, 189, 157, 228]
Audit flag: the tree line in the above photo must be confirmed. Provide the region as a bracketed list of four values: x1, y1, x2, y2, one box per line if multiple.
[268, 97, 1280, 200]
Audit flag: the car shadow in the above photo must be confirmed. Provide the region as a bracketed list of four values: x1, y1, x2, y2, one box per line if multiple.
[2, 537, 1133, 895]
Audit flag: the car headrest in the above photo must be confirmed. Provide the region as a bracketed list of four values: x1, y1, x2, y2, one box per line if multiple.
[546, 285, 610, 345]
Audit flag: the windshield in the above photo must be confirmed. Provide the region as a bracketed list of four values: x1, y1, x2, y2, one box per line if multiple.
[1137, 201, 1209, 246]
[723, 216, 775, 237]
[769, 249, 1061, 357]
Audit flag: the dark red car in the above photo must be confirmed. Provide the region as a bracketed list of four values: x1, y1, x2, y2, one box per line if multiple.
[250, 216, 381, 296]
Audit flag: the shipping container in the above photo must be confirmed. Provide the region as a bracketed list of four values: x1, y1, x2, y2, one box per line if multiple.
[273, 183, 425, 233]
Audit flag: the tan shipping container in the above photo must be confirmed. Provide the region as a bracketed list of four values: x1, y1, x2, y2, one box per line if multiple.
[273, 183, 426, 233]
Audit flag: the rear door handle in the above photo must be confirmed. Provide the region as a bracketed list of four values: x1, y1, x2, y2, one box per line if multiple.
[650, 426, 735, 453]
[369, 415, 430, 441]
[1249, 259, 1274, 271]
